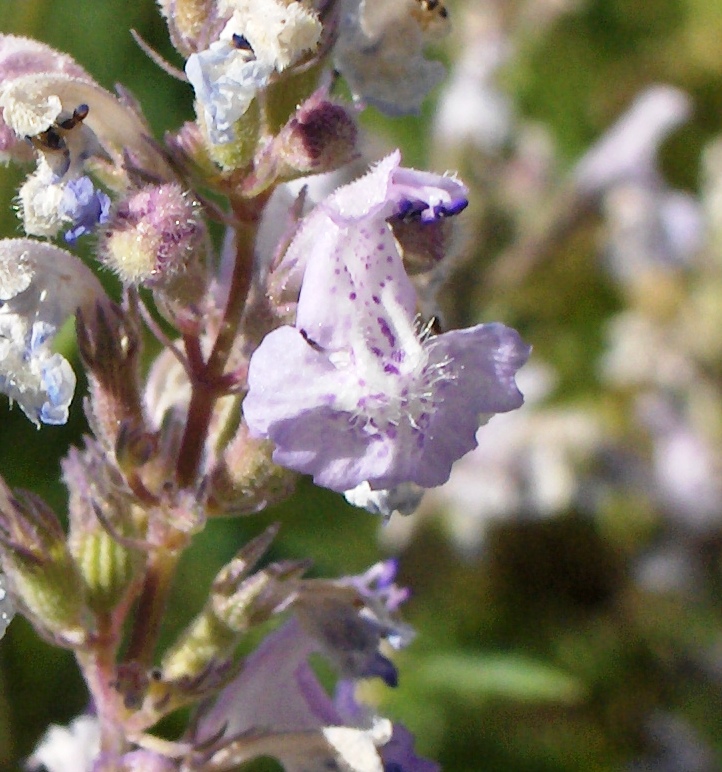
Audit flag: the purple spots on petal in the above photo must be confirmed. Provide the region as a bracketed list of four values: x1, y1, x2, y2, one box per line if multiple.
[384, 363, 400, 375]
[377, 317, 396, 349]
[349, 291, 357, 300]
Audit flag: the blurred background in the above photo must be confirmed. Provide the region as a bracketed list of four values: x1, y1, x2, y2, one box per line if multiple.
[3, 0, 722, 769]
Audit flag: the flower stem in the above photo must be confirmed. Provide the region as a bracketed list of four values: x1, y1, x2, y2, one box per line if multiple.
[122, 549, 179, 667]
[78, 615, 125, 756]
[175, 196, 268, 487]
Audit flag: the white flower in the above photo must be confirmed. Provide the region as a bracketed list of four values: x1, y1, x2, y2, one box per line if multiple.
[26, 715, 100, 772]
[0, 239, 105, 425]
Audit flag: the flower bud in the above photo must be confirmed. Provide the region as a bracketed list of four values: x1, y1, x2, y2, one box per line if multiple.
[0, 478, 88, 645]
[157, 0, 218, 57]
[207, 423, 298, 515]
[71, 529, 142, 616]
[76, 301, 145, 451]
[201, 96, 262, 172]
[282, 92, 358, 172]
[101, 184, 204, 287]
[161, 525, 303, 679]
[63, 443, 144, 617]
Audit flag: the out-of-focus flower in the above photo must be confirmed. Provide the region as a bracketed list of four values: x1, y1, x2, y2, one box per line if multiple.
[244, 153, 528, 492]
[600, 311, 696, 392]
[194, 562, 427, 771]
[574, 85, 691, 194]
[27, 715, 100, 772]
[296, 560, 414, 686]
[93, 750, 176, 772]
[185, 0, 322, 145]
[334, 0, 449, 115]
[381, 724, 440, 772]
[433, 6, 513, 154]
[638, 394, 722, 534]
[0, 238, 106, 425]
[602, 184, 704, 282]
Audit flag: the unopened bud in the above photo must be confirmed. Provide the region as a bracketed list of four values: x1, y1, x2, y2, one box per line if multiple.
[0, 479, 87, 644]
[207, 423, 298, 516]
[203, 97, 262, 172]
[276, 91, 358, 176]
[101, 183, 205, 288]
[157, 0, 218, 57]
[63, 443, 144, 617]
[72, 528, 142, 615]
[77, 301, 145, 451]
[161, 525, 302, 679]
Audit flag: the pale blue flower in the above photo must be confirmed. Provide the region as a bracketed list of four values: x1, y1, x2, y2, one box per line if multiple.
[185, 40, 273, 145]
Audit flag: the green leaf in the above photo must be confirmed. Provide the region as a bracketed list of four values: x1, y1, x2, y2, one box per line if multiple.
[418, 652, 585, 705]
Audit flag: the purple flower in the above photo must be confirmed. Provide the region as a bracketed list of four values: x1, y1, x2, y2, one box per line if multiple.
[195, 617, 393, 771]
[381, 724, 440, 772]
[60, 176, 110, 243]
[246, 153, 528, 493]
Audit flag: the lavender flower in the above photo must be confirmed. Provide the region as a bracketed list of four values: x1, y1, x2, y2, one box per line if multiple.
[194, 562, 428, 772]
[381, 724, 440, 772]
[244, 153, 529, 492]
